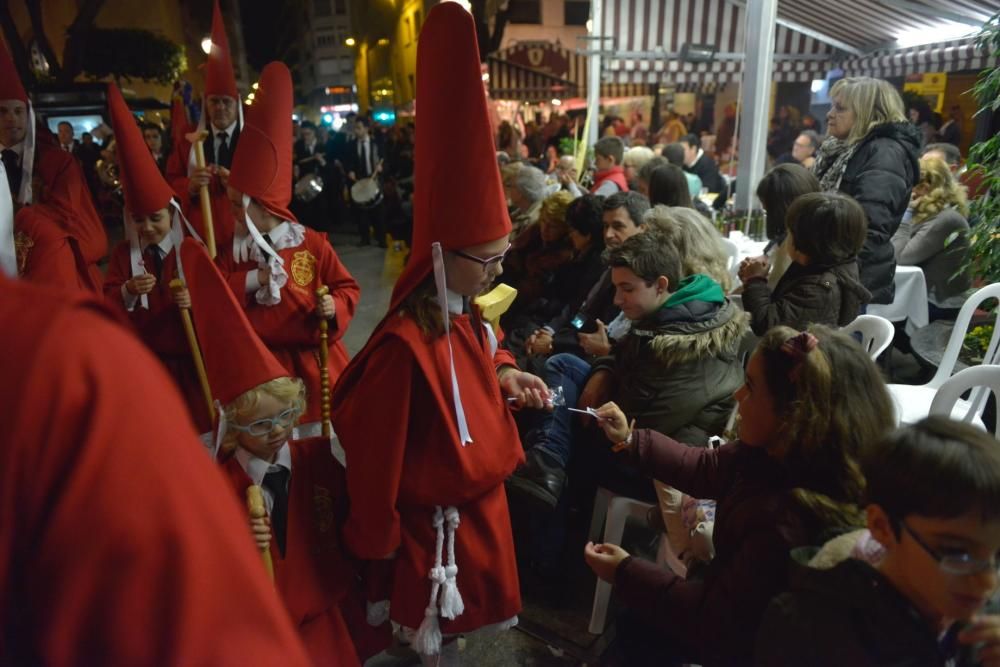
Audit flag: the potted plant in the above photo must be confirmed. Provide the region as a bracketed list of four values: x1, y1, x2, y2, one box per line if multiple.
[964, 12, 1000, 287]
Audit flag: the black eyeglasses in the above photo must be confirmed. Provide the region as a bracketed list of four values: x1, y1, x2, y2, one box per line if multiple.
[451, 242, 511, 271]
[902, 521, 1000, 576]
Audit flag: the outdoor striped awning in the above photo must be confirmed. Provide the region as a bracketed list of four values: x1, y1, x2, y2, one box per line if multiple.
[838, 36, 995, 78]
[599, 0, 998, 85]
[601, 0, 836, 85]
[486, 57, 577, 102]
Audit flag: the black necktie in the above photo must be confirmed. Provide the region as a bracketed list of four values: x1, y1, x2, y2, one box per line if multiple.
[216, 132, 231, 167]
[262, 233, 274, 248]
[263, 467, 290, 558]
[145, 246, 163, 280]
[2, 149, 20, 197]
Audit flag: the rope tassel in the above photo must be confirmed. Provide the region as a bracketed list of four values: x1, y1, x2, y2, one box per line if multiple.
[439, 506, 464, 619]
[413, 505, 465, 655]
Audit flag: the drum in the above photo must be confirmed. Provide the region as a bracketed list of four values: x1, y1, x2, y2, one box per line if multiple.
[294, 174, 324, 202]
[350, 177, 383, 209]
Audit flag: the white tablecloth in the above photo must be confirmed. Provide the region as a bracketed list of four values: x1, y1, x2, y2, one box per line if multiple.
[868, 265, 928, 335]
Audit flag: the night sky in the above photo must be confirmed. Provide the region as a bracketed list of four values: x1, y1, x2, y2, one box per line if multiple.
[238, 0, 291, 72]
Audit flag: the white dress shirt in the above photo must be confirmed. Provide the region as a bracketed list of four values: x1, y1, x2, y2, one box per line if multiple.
[235, 442, 293, 515]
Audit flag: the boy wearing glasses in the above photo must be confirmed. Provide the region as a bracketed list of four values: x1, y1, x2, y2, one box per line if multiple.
[757, 416, 1000, 665]
[180, 237, 383, 666]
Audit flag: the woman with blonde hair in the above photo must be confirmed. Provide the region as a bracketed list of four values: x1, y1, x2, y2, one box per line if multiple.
[815, 77, 920, 306]
[892, 156, 972, 321]
[623, 145, 656, 189]
[644, 205, 732, 292]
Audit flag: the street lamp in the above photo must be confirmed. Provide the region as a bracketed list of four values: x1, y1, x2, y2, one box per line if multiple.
[345, 37, 356, 47]
[201, 37, 212, 54]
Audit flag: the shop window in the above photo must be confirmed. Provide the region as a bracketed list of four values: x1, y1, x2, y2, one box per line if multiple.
[508, 0, 540, 24]
[565, 0, 590, 26]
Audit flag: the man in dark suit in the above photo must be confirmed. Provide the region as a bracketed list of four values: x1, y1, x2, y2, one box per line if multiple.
[345, 116, 385, 247]
[57, 121, 81, 155]
[681, 133, 725, 194]
[290, 121, 328, 230]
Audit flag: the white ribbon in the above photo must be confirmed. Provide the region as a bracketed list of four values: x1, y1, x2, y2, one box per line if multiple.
[241, 194, 286, 306]
[17, 105, 35, 205]
[432, 242, 472, 445]
[122, 210, 148, 311]
[0, 161, 15, 277]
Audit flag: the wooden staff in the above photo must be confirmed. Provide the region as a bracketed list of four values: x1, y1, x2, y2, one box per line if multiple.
[185, 129, 217, 259]
[316, 285, 331, 438]
[170, 278, 215, 422]
[246, 485, 275, 580]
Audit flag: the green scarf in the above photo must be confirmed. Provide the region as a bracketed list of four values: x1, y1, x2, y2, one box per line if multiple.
[663, 274, 726, 309]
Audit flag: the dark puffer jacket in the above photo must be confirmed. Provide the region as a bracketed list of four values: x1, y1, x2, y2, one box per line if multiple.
[593, 275, 748, 445]
[742, 260, 872, 336]
[838, 122, 921, 304]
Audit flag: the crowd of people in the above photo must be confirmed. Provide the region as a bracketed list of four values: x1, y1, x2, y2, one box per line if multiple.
[2, 1, 998, 666]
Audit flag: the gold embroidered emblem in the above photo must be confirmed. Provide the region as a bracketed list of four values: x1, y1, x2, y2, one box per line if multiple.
[313, 485, 334, 533]
[291, 250, 317, 287]
[14, 230, 33, 276]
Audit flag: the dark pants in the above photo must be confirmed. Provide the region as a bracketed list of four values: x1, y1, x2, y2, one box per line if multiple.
[354, 202, 386, 246]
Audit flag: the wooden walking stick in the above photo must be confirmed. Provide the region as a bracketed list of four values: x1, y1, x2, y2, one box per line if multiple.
[316, 285, 331, 438]
[246, 485, 275, 580]
[170, 278, 215, 422]
[185, 129, 217, 259]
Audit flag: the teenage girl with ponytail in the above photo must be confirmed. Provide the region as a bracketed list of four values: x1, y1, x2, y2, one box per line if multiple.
[584, 324, 896, 666]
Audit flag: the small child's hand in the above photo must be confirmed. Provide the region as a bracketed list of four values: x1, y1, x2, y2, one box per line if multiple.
[250, 516, 271, 551]
[739, 256, 769, 282]
[257, 266, 271, 286]
[960, 615, 1000, 665]
[584, 541, 631, 583]
[127, 273, 157, 295]
[316, 293, 336, 319]
[172, 287, 191, 309]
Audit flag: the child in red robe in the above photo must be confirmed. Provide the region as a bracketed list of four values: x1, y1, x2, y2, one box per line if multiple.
[218, 62, 359, 437]
[331, 5, 549, 663]
[101, 82, 212, 432]
[180, 235, 384, 665]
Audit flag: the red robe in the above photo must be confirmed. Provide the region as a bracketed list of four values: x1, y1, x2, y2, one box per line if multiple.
[14, 204, 100, 293]
[103, 240, 213, 433]
[32, 141, 107, 291]
[166, 137, 237, 249]
[0, 277, 310, 665]
[220, 438, 363, 666]
[218, 227, 360, 425]
[331, 310, 525, 633]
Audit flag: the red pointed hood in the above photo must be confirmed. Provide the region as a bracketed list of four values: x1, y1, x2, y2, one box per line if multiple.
[0, 38, 28, 103]
[228, 61, 296, 223]
[204, 0, 239, 100]
[388, 2, 511, 313]
[107, 83, 175, 218]
[181, 238, 288, 406]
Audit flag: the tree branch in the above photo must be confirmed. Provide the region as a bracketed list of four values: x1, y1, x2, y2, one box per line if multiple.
[60, 0, 108, 83]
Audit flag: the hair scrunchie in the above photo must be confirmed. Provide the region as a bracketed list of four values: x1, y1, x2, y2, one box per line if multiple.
[780, 331, 819, 363]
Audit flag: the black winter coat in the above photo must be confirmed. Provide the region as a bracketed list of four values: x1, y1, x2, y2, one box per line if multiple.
[838, 122, 920, 304]
[742, 260, 871, 336]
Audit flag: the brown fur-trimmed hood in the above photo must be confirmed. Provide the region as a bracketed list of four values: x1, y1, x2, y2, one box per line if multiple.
[634, 298, 750, 366]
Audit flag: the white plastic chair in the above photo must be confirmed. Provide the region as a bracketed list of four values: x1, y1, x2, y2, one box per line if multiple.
[928, 365, 1000, 437]
[889, 283, 1000, 427]
[719, 236, 740, 274]
[587, 487, 655, 634]
[842, 314, 895, 360]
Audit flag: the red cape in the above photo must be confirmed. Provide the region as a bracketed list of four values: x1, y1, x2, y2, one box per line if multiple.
[0, 276, 309, 665]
